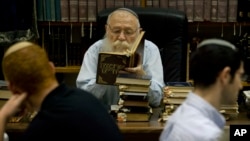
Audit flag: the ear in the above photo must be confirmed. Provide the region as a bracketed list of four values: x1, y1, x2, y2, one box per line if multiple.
[8, 81, 22, 94]
[49, 61, 56, 74]
[219, 66, 231, 85]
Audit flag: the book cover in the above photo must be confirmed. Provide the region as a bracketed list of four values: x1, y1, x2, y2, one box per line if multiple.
[96, 31, 145, 85]
[117, 112, 151, 122]
[163, 97, 186, 105]
[119, 106, 151, 113]
[119, 84, 150, 93]
[115, 74, 151, 86]
[120, 91, 148, 101]
[119, 100, 149, 107]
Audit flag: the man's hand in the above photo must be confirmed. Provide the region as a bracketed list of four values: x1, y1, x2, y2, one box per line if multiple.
[124, 53, 145, 75]
[0, 92, 27, 121]
[124, 64, 146, 75]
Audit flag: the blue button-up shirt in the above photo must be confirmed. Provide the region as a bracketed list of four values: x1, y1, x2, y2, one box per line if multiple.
[160, 92, 225, 141]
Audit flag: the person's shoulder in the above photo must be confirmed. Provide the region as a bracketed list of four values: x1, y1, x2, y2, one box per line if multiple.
[144, 39, 159, 50]
[86, 39, 103, 52]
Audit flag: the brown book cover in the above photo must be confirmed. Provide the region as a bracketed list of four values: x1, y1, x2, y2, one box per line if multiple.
[115, 73, 151, 86]
[120, 99, 149, 107]
[117, 112, 151, 122]
[160, 0, 169, 8]
[163, 97, 186, 105]
[117, 105, 152, 122]
[120, 91, 148, 101]
[119, 84, 150, 93]
[96, 31, 145, 85]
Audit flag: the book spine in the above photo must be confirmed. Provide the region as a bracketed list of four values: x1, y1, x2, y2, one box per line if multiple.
[185, 0, 194, 22]
[36, 0, 44, 21]
[193, 0, 204, 22]
[61, 0, 70, 22]
[203, 0, 211, 21]
[159, 0, 168, 8]
[177, 0, 185, 12]
[45, 0, 51, 21]
[87, 0, 97, 21]
[79, 0, 87, 22]
[217, 0, 228, 22]
[69, 0, 79, 22]
[227, 0, 237, 22]
[55, 0, 61, 21]
[50, 0, 56, 21]
[210, 0, 218, 22]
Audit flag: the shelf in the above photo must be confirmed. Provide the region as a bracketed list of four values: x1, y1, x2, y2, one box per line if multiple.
[55, 66, 81, 73]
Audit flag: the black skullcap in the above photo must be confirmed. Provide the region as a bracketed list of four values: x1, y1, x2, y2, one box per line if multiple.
[116, 8, 139, 19]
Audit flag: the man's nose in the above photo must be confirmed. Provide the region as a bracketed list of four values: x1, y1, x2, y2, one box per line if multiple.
[117, 32, 126, 40]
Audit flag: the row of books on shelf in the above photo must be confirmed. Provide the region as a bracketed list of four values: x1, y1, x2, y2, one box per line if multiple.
[36, 0, 250, 23]
[160, 82, 239, 122]
[36, 0, 142, 22]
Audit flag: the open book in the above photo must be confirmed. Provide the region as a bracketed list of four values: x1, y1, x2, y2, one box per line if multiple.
[96, 31, 145, 85]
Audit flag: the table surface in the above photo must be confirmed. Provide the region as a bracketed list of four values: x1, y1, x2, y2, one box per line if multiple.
[6, 109, 250, 134]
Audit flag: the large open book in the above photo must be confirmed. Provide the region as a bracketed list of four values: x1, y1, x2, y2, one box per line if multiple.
[96, 31, 145, 85]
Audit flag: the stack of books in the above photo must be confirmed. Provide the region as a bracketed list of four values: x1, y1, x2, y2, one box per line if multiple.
[160, 82, 193, 122]
[160, 81, 240, 121]
[115, 73, 152, 122]
[220, 103, 239, 120]
[0, 80, 11, 108]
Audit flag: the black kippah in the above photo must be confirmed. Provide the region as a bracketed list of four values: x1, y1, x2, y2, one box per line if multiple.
[116, 8, 139, 19]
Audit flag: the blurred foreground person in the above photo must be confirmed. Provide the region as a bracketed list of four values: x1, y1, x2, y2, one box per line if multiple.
[0, 41, 123, 141]
[160, 39, 244, 141]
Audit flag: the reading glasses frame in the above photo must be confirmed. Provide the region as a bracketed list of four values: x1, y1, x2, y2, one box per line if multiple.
[107, 24, 139, 37]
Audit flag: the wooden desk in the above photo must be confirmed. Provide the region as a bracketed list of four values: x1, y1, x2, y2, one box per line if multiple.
[6, 112, 250, 141]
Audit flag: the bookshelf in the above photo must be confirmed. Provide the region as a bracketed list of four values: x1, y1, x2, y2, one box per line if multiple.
[34, 0, 250, 73]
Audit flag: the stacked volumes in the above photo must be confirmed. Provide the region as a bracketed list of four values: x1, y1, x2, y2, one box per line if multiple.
[160, 82, 240, 122]
[160, 82, 193, 122]
[115, 73, 152, 122]
[220, 103, 239, 120]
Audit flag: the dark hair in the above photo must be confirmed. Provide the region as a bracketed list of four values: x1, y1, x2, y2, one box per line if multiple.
[190, 39, 243, 87]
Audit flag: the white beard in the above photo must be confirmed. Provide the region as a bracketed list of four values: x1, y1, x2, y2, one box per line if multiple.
[101, 37, 132, 53]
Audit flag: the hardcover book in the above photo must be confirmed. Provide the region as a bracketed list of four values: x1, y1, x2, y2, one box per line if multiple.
[119, 99, 149, 107]
[115, 73, 151, 86]
[96, 31, 145, 85]
[117, 112, 152, 122]
[119, 84, 150, 93]
[120, 91, 148, 101]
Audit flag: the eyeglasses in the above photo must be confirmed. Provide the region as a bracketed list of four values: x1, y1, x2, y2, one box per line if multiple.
[107, 24, 138, 36]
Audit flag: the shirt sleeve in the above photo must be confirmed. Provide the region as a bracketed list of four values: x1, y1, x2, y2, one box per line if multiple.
[143, 40, 165, 107]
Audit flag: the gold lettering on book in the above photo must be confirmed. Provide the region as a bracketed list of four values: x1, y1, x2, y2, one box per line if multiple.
[100, 63, 125, 74]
